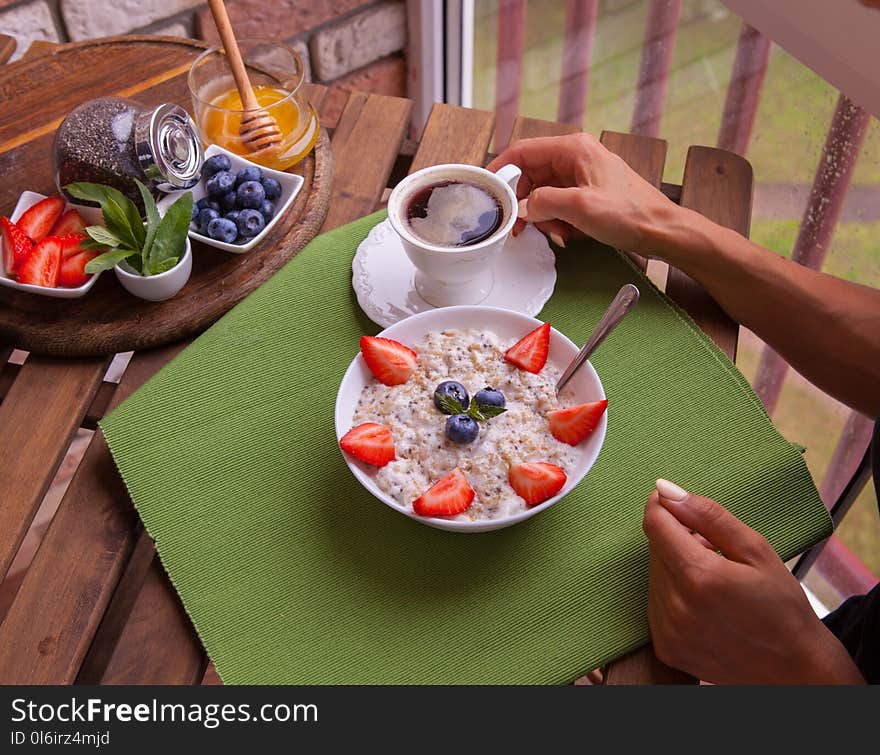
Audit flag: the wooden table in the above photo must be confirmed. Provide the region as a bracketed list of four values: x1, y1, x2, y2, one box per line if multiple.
[0, 36, 752, 685]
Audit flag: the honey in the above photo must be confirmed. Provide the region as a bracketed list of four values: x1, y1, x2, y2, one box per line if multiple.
[201, 85, 318, 170]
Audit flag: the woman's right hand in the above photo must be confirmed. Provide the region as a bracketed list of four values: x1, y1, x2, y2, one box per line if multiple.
[487, 133, 683, 257]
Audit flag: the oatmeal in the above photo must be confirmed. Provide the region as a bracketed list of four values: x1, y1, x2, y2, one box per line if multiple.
[352, 328, 578, 521]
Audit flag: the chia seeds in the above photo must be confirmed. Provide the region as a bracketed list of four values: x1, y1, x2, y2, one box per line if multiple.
[53, 97, 203, 213]
[53, 97, 150, 210]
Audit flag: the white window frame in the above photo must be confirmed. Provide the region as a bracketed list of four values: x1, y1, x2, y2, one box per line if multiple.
[406, 0, 475, 133]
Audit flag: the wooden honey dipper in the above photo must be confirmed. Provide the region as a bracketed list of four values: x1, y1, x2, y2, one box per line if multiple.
[206, 0, 283, 154]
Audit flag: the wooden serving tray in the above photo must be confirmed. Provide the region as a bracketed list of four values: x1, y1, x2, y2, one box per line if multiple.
[0, 37, 334, 357]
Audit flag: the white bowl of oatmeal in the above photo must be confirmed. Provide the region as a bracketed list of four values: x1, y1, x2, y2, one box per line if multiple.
[335, 305, 607, 532]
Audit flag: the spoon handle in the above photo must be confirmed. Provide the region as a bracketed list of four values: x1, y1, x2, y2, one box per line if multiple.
[556, 283, 640, 394]
[207, 0, 260, 111]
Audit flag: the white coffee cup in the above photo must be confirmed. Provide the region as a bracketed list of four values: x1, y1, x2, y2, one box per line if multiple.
[387, 163, 522, 307]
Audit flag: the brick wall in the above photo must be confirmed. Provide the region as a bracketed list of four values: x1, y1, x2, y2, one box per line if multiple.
[0, 0, 406, 98]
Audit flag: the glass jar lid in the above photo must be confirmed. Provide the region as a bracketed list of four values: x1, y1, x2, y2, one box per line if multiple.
[134, 104, 203, 191]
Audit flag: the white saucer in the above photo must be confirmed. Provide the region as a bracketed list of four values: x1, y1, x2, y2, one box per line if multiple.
[352, 219, 557, 328]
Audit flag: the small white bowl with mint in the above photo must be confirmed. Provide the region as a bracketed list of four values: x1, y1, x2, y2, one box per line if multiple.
[66, 181, 193, 302]
[160, 145, 304, 254]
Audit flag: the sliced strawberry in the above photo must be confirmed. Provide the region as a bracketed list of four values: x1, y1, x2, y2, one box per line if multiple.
[339, 422, 396, 467]
[412, 468, 475, 517]
[504, 321, 551, 373]
[360, 335, 418, 386]
[508, 462, 567, 507]
[58, 248, 99, 288]
[17, 236, 62, 288]
[55, 233, 89, 259]
[547, 399, 608, 446]
[1, 217, 33, 276]
[16, 196, 65, 242]
[50, 208, 87, 237]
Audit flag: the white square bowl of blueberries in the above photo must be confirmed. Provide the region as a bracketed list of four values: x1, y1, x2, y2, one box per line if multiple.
[158, 145, 304, 254]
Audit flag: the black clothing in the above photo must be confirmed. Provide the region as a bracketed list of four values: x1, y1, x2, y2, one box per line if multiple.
[821, 420, 880, 683]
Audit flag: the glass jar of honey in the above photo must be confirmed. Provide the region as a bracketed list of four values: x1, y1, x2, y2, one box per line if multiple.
[187, 39, 319, 171]
[53, 97, 203, 210]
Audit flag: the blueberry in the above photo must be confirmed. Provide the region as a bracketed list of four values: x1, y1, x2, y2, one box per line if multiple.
[201, 154, 232, 179]
[445, 414, 479, 444]
[206, 217, 239, 244]
[196, 197, 220, 212]
[197, 208, 220, 233]
[236, 166, 264, 187]
[258, 199, 276, 222]
[261, 177, 282, 200]
[236, 180, 265, 209]
[433, 381, 470, 413]
[224, 210, 240, 224]
[236, 208, 265, 237]
[219, 190, 238, 213]
[191, 203, 199, 223]
[206, 170, 236, 197]
[474, 387, 506, 409]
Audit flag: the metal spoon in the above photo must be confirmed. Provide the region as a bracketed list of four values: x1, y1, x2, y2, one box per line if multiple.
[555, 283, 640, 394]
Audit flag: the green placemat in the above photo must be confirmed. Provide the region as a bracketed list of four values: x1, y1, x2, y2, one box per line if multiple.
[102, 210, 831, 684]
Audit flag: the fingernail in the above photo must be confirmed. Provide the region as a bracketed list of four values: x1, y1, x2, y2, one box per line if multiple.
[656, 478, 688, 502]
[549, 232, 566, 248]
[517, 198, 529, 220]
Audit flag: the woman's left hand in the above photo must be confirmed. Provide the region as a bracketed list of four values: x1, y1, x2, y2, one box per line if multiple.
[642, 479, 865, 684]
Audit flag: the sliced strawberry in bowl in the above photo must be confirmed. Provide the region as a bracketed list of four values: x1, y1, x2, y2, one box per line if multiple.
[339, 422, 396, 467]
[547, 399, 608, 446]
[50, 208, 87, 237]
[504, 321, 550, 373]
[1, 217, 33, 277]
[17, 236, 62, 288]
[508, 462, 567, 507]
[56, 233, 89, 258]
[16, 196, 65, 242]
[412, 468, 475, 517]
[57, 237, 99, 288]
[360, 335, 418, 386]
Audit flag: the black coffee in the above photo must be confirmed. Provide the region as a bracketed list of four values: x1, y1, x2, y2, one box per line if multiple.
[405, 180, 503, 247]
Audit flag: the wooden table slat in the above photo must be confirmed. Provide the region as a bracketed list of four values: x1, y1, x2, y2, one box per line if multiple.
[75, 529, 153, 683]
[302, 82, 329, 115]
[509, 115, 580, 142]
[666, 146, 753, 361]
[322, 91, 413, 230]
[0, 34, 15, 66]
[0, 345, 182, 684]
[0, 357, 109, 580]
[599, 130, 668, 274]
[22, 40, 58, 61]
[84, 536, 206, 685]
[409, 103, 495, 173]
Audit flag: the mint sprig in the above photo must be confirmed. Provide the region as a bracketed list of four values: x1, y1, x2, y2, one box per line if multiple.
[436, 394, 507, 422]
[66, 180, 192, 277]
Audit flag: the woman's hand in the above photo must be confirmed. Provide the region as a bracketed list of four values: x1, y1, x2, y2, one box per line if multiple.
[642, 478, 864, 685]
[487, 133, 681, 255]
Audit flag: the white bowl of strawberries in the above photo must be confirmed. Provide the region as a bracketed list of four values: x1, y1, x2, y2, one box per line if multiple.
[335, 305, 608, 533]
[0, 191, 104, 297]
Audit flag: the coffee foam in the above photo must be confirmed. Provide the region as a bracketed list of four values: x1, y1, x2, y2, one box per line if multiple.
[408, 183, 499, 247]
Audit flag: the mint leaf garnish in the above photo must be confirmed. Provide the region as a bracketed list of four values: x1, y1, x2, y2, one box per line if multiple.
[469, 404, 507, 421]
[436, 394, 465, 416]
[65, 181, 192, 277]
[437, 393, 507, 422]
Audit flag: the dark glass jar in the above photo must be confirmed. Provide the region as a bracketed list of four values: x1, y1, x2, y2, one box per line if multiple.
[53, 97, 203, 211]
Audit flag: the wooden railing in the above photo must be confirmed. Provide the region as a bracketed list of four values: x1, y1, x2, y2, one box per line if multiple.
[490, 1, 877, 596]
